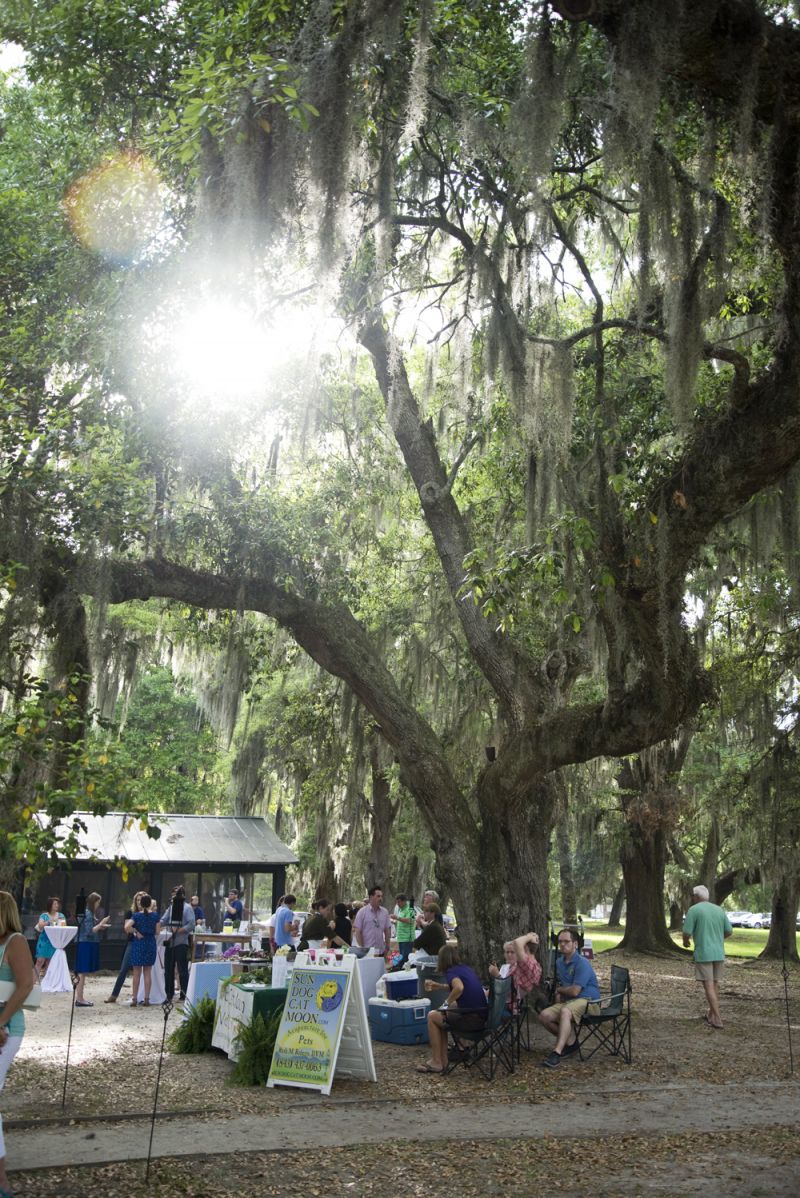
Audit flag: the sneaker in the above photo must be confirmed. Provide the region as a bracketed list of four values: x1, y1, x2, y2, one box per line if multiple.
[541, 1050, 561, 1068]
[562, 1038, 580, 1056]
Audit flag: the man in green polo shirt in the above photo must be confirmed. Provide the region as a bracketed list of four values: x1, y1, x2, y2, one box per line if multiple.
[682, 884, 733, 1029]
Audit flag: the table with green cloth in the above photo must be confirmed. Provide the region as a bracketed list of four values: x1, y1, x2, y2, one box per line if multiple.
[211, 980, 288, 1061]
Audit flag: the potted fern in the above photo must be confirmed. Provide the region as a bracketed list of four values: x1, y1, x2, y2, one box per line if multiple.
[229, 1007, 284, 1086]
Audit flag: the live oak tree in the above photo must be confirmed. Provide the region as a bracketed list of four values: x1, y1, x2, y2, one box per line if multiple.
[6, 2, 800, 963]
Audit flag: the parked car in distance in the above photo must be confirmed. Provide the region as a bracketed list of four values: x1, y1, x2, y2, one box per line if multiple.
[726, 911, 753, 927]
[741, 911, 771, 928]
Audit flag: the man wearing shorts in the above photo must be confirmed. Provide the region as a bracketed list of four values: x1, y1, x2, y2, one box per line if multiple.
[682, 884, 733, 1029]
[538, 927, 600, 1068]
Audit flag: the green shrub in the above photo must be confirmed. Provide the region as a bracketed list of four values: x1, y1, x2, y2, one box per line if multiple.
[229, 1007, 284, 1086]
[167, 996, 217, 1054]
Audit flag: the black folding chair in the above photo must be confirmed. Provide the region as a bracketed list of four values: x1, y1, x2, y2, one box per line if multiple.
[511, 987, 532, 1061]
[443, 976, 515, 1080]
[539, 946, 558, 1006]
[576, 964, 632, 1064]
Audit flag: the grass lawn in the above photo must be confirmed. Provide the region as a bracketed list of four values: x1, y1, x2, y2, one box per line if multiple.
[578, 919, 799, 958]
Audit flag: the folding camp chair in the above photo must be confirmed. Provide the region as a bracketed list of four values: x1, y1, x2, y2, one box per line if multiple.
[576, 964, 632, 1064]
[543, 946, 558, 1004]
[511, 988, 532, 1061]
[443, 975, 515, 1080]
[510, 954, 548, 1059]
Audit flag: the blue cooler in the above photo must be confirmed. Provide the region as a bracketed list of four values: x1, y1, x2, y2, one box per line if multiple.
[384, 973, 418, 1001]
[368, 997, 431, 1044]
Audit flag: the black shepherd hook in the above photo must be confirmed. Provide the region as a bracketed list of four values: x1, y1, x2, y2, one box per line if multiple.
[781, 945, 794, 1076]
[61, 971, 79, 1110]
[144, 997, 174, 1183]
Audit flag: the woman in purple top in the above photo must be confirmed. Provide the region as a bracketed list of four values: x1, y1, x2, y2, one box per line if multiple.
[416, 944, 488, 1074]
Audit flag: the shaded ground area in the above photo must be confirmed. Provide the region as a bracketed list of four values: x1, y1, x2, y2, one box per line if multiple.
[11, 1128, 800, 1198]
[6, 950, 800, 1196]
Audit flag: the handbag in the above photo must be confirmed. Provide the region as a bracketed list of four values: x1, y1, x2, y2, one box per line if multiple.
[0, 979, 42, 1011]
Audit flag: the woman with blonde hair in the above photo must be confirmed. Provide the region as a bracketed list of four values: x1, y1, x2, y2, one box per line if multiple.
[75, 892, 110, 1007]
[0, 890, 34, 1198]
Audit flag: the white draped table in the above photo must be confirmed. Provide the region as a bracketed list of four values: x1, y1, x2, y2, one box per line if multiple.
[41, 925, 77, 993]
[271, 952, 386, 1005]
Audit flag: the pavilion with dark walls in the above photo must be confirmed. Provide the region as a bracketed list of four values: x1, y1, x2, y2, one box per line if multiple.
[21, 812, 298, 968]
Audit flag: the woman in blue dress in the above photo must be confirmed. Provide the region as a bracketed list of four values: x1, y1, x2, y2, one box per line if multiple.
[128, 895, 161, 1007]
[33, 896, 62, 982]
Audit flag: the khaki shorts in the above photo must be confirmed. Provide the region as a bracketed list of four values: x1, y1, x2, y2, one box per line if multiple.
[540, 997, 592, 1024]
[694, 960, 724, 982]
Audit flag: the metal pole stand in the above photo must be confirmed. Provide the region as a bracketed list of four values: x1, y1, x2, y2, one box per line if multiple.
[144, 997, 174, 1183]
[61, 970, 79, 1110]
[781, 946, 794, 1076]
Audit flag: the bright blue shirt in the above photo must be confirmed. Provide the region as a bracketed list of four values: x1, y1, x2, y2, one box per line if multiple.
[274, 904, 295, 947]
[556, 951, 600, 1000]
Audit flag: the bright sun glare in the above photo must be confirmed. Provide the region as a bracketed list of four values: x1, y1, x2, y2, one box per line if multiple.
[167, 297, 342, 406]
[172, 300, 270, 401]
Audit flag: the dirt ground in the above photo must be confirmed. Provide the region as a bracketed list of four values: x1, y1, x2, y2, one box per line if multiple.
[5, 950, 800, 1197]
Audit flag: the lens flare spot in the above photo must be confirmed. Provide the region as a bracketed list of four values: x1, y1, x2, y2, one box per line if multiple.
[65, 151, 164, 264]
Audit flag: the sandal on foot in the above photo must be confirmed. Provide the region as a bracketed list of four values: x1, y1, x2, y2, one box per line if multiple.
[415, 1063, 444, 1074]
[104, 996, 117, 1004]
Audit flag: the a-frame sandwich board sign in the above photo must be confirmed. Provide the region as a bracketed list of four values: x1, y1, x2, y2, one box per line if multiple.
[267, 951, 377, 1095]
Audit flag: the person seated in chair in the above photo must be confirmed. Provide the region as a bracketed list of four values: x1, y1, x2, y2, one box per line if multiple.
[489, 931, 543, 1011]
[415, 944, 487, 1075]
[537, 927, 599, 1068]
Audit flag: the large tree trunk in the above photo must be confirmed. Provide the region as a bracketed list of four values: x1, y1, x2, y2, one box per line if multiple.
[700, 817, 720, 892]
[760, 875, 800, 963]
[364, 731, 397, 900]
[617, 821, 680, 953]
[314, 854, 338, 903]
[453, 777, 555, 973]
[556, 785, 578, 924]
[608, 880, 625, 928]
[616, 734, 693, 954]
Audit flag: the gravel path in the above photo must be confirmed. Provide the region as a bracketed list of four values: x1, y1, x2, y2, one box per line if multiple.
[5, 954, 800, 1196]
